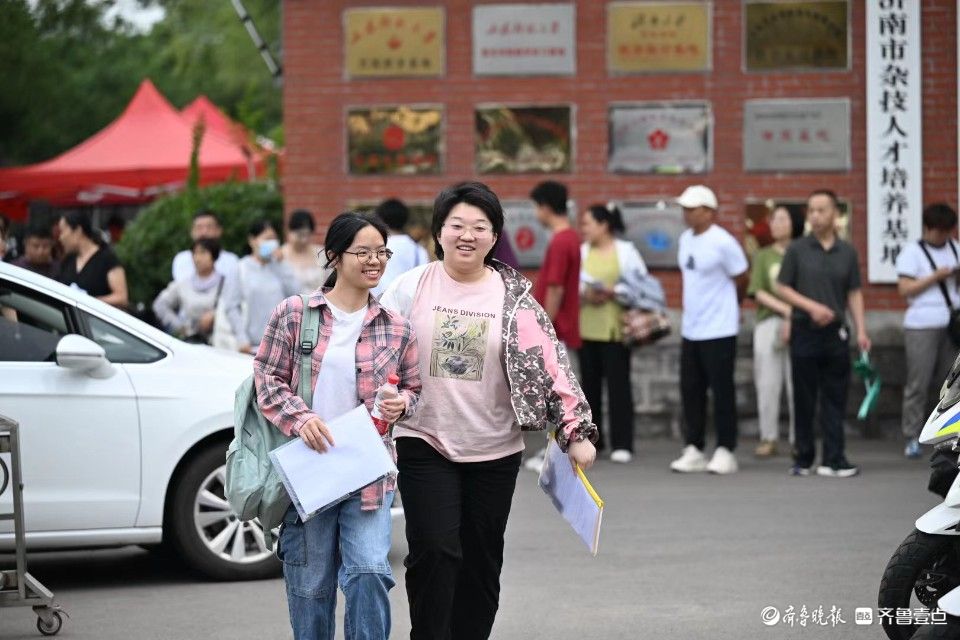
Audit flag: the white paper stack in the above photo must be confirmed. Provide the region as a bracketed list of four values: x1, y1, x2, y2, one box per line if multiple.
[269, 404, 397, 521]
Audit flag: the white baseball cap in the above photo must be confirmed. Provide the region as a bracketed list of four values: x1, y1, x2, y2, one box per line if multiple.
[676, 185, 718, 210]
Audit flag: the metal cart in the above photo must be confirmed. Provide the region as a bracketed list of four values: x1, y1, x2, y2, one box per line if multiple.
[0, 414, 66, 636]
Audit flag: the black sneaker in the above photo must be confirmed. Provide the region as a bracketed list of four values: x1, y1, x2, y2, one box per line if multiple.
[817, 460, 860, 478]
[789, 464, 812, 476]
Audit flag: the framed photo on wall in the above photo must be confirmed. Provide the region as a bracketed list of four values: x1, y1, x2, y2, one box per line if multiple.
[346, 105, 443, 176]
[474, 105, 573, 174]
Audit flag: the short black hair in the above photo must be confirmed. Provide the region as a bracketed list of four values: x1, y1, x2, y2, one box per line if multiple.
[375, 198, 410, 231]
[923, 203, 958, 231]
[530, 181, 568, 215]
[808, 189, 840, 210]
[193, 209, 221, 225]
[587, 203, 626, 234]
[61, 211, 98, 242]
[288, 209, 315, 232]
[432, 182, 505, 265]
[247, 219, 275, 238]
[24, 224, 52, 241]
[192, 237, 221, 262]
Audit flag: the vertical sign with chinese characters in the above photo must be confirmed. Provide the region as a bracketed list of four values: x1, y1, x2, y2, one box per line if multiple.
[866, 1, 922, 283]
[608, 2, 711, 73]
[344, 7, 444, 78]
[473, 4, 576, 76]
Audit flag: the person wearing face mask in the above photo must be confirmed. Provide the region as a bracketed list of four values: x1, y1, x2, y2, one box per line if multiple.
[221, 219, 300, 354]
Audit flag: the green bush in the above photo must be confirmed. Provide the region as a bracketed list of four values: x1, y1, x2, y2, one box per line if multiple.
[116, 181, 283, 306]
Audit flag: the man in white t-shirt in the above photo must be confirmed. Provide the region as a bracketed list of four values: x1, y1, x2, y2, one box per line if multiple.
[171, 210, 239, 281]
[670, 185, 749, 475]
[371, 199, 429, 298]
[896, 203, 960, 458]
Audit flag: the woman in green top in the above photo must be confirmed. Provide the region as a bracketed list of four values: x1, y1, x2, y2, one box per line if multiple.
[579, 204, 647, 463]
[747, 205, 805, 457]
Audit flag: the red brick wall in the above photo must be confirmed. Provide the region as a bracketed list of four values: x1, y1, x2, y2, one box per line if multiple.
[283, 0, 958, 309]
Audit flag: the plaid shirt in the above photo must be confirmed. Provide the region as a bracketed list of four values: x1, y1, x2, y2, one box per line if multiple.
[253, 290, 421, 510]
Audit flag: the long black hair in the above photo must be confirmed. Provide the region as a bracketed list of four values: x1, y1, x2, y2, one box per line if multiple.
[322, 212, 389, 287]
[431, 182, 505, 265]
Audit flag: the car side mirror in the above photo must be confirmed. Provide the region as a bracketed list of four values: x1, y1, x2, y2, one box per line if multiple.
[55, 334, 115, 379]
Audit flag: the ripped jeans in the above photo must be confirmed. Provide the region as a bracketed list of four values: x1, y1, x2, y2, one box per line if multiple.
[277, 491, 395, 640]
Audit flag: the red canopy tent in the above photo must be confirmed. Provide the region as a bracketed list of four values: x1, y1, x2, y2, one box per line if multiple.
[0, 80, 260, 220]
[181, 95, 250, 149]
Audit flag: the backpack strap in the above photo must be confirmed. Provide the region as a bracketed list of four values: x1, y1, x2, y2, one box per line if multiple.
[918, 240, 956, 311]
[297, 294, 319, 407]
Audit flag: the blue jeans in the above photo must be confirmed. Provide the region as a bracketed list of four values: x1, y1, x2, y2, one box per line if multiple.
[277, 491, 395, 640]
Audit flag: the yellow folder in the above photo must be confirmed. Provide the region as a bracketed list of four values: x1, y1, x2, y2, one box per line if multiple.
[538, 436, 604, 555]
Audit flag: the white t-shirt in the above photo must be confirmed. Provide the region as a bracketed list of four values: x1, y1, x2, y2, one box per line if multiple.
[311, 302, 367, 422]
[172, 249, 239, 282]
[677, 224, 748, 341]
[895, 240, 960, 329]
[372, 234, 429, 298]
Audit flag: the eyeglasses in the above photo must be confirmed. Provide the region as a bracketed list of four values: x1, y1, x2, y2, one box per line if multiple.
[443, 222, 494, 238]
[343, 248, 393, 262]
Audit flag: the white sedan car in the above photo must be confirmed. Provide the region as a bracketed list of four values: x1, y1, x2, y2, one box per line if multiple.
[0, 261, 278, 580]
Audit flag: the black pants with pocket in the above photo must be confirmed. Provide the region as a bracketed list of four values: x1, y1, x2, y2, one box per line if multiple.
[680, 336, 739, 452]
[396, 437, 521, 640]
[790, 321, 851, 468]
[578, 339, 635, 451]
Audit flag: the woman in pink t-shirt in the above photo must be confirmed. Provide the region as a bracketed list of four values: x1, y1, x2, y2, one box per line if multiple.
[380, 182, 598, 639]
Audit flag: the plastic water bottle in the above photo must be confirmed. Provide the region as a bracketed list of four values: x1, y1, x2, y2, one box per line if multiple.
[371, 373, 400, 436]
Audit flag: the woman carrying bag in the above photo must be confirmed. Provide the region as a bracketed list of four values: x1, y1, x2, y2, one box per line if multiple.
[253, 212, 421, 640]
[578, 203, 647, 463]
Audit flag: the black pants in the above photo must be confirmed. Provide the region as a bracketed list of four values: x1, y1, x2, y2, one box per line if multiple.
[578, 340, 635, 451]
[396, 437, 521, 640]
[680, 336, 739, 451]
[790, 322, 851, 468]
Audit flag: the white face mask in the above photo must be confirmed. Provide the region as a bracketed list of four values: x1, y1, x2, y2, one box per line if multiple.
[258, 239, 279, 260]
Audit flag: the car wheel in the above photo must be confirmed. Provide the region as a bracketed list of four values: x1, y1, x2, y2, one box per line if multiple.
[167, 444, 280, 581]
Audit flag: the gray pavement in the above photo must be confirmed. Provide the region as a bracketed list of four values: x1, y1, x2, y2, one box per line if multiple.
[0, 437, 934, 639]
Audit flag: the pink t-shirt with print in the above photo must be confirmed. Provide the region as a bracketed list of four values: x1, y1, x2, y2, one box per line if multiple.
[393, 262, 523, 462]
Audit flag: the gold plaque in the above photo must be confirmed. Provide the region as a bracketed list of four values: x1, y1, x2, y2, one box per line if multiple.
[608, 2, 711, 73]
[745, 1, 848, 71]
[344, 7, 444, 78]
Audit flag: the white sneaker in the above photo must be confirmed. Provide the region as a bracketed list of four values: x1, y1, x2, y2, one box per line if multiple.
[706, 447, 739, 475]
[670, 445, 708, 473]
[610, 449, 633, 464]
[524, 448, 546, 473]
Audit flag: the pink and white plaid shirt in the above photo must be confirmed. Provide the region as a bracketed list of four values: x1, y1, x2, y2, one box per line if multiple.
[253, 290, 421, 510]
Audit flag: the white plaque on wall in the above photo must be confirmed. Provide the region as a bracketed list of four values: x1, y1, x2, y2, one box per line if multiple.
[473, 4, 576, 76]
[866, 1, 922, 283]
[743, 99, 851, 172]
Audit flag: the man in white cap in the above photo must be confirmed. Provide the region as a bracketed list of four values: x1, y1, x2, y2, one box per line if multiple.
[670, 185, 749, 474]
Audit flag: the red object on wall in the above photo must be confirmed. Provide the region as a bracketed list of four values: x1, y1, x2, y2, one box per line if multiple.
[281, 0, 958, 311]
[0, 79, 261, 218]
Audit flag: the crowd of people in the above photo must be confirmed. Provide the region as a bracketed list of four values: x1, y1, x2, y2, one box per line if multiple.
[3, 181, 958, 640]
[2, 185, 957, 479]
